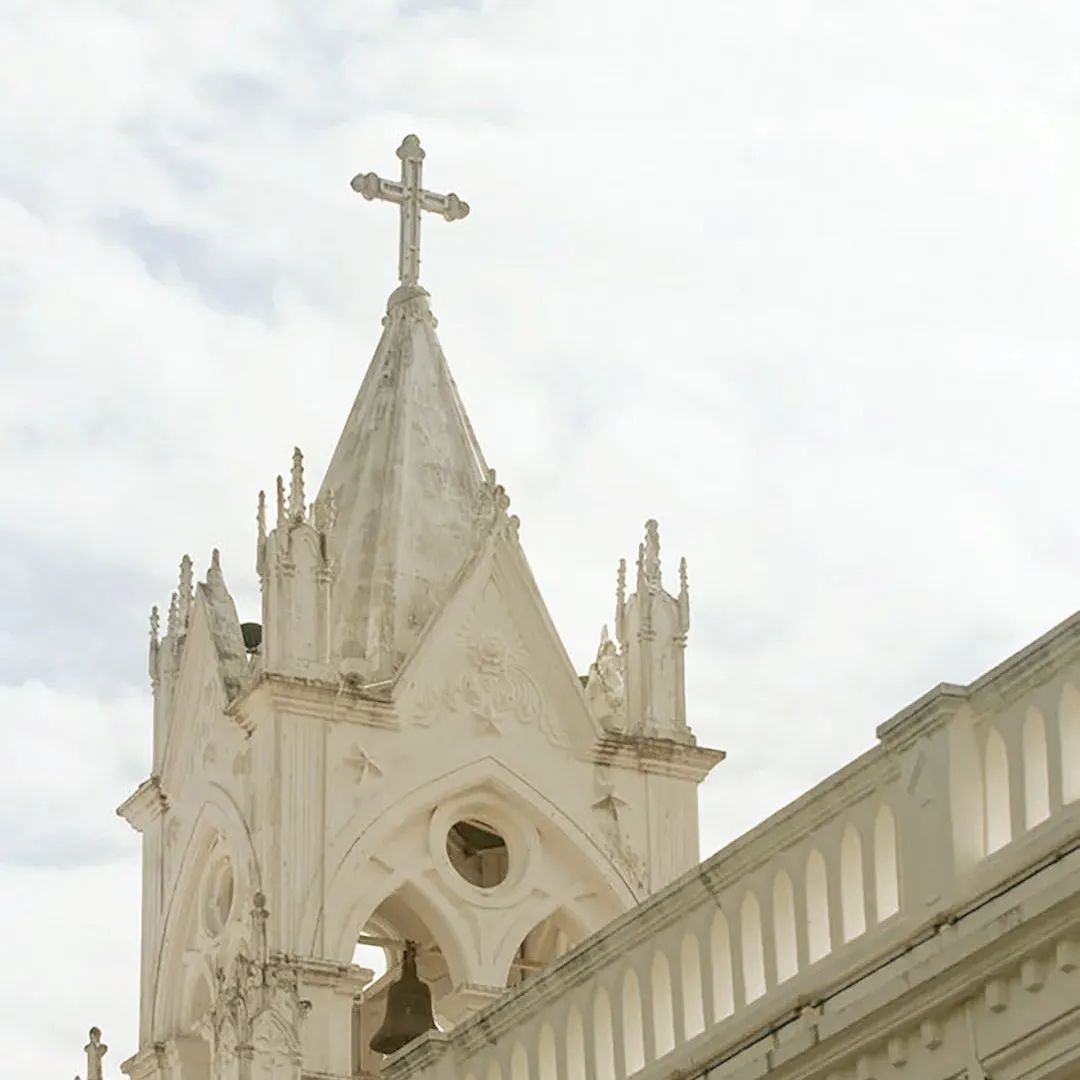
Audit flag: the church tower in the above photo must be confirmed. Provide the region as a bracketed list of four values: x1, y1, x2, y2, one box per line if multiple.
[117, 136, 723, 1080]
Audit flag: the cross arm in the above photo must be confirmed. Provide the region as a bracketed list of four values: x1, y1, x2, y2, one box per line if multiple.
[350, 172, 406, 204]
[418, 189, 470, 222]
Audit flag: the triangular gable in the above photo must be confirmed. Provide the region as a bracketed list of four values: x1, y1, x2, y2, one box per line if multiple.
[160, 591, 231, 796]
[394, 525, 601, 751]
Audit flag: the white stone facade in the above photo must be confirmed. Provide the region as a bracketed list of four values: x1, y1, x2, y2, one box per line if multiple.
[115, 151, 721, 1080]
[102, 139, 1080, 1080]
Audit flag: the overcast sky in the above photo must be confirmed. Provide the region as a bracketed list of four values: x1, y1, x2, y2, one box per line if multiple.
[4, 2, 1080, 1074]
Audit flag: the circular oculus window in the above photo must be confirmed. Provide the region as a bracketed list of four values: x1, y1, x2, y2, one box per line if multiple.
[202, 857, 235, 937]
[445, 819, 509, 888]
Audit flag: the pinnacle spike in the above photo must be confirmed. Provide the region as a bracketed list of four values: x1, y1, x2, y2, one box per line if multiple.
[276, 476, 286, 528]
[257, 491, 267, 541]
[289, 447, 305, 522]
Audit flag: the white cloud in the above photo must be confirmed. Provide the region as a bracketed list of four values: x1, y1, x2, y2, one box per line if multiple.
[4, 0, 1080, 1070]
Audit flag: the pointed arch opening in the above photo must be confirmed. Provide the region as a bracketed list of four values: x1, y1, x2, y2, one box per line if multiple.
[593, 988, 616, 1080]
[537, 1024, 557, 1080]
[510, 1043, 529, 1080]
[873, 804, 899, 921]
[772, 871, 798, 982]
[1023, 708, 1051, 828]
[566, 1006, 587, 1080]
[680, 932, 705, 1039]
[622, 968, 646, 1073]
[984, 727, 1011, 853]
[1060, 683, 1080, 804]
[740, 892, 766, 1002]
[651, 951, 675, 1059]
[805, 848, 831, 962]
[840, 826, 866, 941]
[710, 910, 735, 1020]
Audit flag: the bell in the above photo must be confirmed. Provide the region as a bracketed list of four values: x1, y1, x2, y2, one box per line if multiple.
[369, 941, 437, 1056]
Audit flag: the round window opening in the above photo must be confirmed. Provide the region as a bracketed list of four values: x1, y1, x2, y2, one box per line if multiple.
[446, 819, 509, 888]
[203, 858, 235, 937]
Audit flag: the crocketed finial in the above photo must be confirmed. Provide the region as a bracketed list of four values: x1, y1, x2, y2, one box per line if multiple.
[289, 447, 306, 523]
[207, 548, 224, 589]
[176, 554, 194, 629]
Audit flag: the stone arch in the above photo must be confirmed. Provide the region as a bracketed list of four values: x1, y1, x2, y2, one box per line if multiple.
[805, 847, 830, 961]
[710, 909, 735, 1020]
[984, 726, 1011, 853]
[740, 892, 766, 1002]
[873, 804, 900, 920]
[510, 1042, 529, 1080]
[772, 870, 797, 982]
[1023, 707, 1051, 828]
[651, 950, 675, 1058]
[537, 1023, 557, 1080]
[500, 901, 588, 988]
[622, 968, 645, 1073]
[949, 705, 986, 869]
[565, 1005, 587, 1080]
[680, 932, 705, 1038]
[593, 987, 616, 1080]
[152, 784, 260, 1040]
[840, 825, 866, 941]
[1060, 682, 1080, 803]
[319, 757, 637, 969]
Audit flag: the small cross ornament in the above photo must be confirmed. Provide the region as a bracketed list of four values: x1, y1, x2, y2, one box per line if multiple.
[350, 134, 470, 287]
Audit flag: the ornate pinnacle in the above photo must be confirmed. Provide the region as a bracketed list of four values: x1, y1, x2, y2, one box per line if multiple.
[678, 556, 690, 633]
[276, 475, 286, 529]
[289, 447, 306, 523]
[615, 558, 628, 647]
[177, 554, 194, 629]
[256, 491, 267, 577]
[207, 548, 224, 590]
[166, 591, 179, 638]
[643, 519, 661, 587]
[148, 606, 160, 683]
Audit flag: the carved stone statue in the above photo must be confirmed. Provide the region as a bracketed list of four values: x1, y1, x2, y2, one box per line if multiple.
[585, 626, 626, 729]
[84, 1027, 107, 1080]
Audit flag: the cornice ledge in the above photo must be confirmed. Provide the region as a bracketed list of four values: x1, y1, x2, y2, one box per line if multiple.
[593, 733, 725, 780]
[290, 954, 373, 993]
[877, 609, 1080, 744]
[382, 1029, 451, 1078]
[116, 775, 168, 832]
[227, 673, 399, 733]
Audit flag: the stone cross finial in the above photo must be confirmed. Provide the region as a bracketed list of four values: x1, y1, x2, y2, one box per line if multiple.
[84, 1026, 107, 1080]
[350, 135, 470, 287]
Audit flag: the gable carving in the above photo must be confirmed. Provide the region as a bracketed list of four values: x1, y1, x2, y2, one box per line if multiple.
[410, 578, 547, 738]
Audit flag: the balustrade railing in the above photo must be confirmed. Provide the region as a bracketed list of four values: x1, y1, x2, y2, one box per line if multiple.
[385, 613, 1080, 1080]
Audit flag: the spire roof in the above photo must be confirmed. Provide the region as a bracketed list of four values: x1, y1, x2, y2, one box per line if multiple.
[317, 284, 490, 682]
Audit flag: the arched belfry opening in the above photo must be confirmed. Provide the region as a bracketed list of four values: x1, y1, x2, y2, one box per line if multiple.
[507, 910, 583, 989]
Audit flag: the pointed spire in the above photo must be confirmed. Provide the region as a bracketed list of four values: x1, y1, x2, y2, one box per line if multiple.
[643, 519, 661, 588]
[289, 447, 306, 523]
[207, 548, 224, 591]
[276, 475, 287, 529]
[636, 541, 647, 594]
[177, 555, 194, 630]
[678, 556, 690, 633]
[615, 558, 627, 648]
[316, 277, 490, 680]
[256, 490, 267, 576]
[148, 606, 160, 682]
[166, 591, 179, 638]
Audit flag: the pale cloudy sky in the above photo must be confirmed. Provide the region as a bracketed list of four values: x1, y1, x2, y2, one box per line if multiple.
[3, 1, 1079, 1074]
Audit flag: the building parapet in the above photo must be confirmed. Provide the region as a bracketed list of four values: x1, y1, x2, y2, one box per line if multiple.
[383, 613, 1080, 1080]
